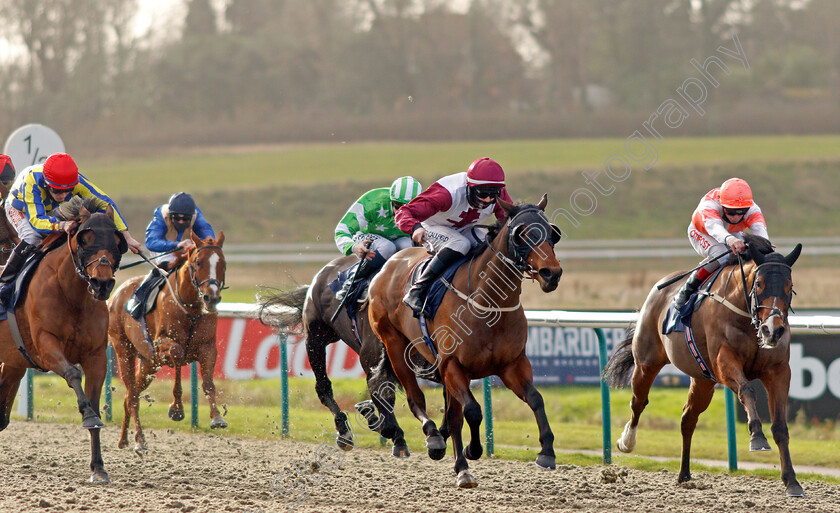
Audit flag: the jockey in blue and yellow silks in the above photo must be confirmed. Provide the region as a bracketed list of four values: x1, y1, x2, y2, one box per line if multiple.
[0, 153, 142, 304]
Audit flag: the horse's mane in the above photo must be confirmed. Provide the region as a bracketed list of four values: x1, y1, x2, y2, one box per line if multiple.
[56, 196, 110, 221]
[485, 203, 527, 243]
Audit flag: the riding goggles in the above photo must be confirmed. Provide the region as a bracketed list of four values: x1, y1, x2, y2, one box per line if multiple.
[723, 207, 749, 217]
[471, 186, 502, 201]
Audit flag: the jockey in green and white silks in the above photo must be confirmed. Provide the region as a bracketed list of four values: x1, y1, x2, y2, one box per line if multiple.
[333, 176, 422, 299]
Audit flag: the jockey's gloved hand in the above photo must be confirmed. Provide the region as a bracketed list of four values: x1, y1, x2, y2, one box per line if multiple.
[726, 236, 747, 255]
[352, 241, 375, 261]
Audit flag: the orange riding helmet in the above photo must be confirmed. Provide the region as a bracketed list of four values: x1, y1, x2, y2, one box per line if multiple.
[719, 178, 753, 209]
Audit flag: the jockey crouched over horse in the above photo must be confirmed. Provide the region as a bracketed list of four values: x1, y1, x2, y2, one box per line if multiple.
[109, 192, 228, 451]
[0, 153, 139, 483]
[258, 176, 425, 458]
[369, 158, 563, 487]
[605, 177, 806, 497]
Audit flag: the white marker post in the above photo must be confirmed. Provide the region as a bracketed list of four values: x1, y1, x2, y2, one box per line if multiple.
[3, 124, 65, 419]
[3, 123, 66, 177]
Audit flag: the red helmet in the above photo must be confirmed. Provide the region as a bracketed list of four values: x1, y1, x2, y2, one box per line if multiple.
[0, 154, 15, 184]
[719, 178, 753, 209]
[466, 158, 505, 187]
[43, 153, 79, 189]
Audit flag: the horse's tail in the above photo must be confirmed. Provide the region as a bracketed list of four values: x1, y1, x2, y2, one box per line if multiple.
[257, 286, 309, 334]
[603, 327, 636, 388]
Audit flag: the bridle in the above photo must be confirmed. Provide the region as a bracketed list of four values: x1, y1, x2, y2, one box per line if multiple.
[68, 232, 120, 296]
[175, 244, 226, 310]
[735, 253, 794, 333]
[486, 207, 559, 275]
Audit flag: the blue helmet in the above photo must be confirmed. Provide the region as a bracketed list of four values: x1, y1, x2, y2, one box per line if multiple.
[168, 192, 196, 215]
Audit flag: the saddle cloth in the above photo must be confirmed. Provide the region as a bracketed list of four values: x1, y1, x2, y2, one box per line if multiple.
[404, 254, 470, 320]
[0, 253, 43, 321]
[328, 261, 370, 320]
[662, 267, 724, 335]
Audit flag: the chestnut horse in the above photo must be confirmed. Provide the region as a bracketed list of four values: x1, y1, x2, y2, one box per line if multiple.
[0, 197, 126, 483]
[257, 254, 413, 458]
[368, 196, 563, 488]
[604, 234, 804, 497]
[108, 232, 227, 451]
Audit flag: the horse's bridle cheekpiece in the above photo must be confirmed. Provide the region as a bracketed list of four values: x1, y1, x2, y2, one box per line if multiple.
[503, 207, 558, 274]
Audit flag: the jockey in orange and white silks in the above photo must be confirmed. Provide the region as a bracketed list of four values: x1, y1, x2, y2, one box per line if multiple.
[395, 157, 513, 314]
[674, 177, 769, 309]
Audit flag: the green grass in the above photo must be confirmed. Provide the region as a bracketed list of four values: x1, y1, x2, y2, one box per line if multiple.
[84, 135, 840, 196]
[17, 375, 840, 484]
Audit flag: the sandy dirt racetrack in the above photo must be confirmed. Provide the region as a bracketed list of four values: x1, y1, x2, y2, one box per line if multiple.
[0, 421, 838, 513]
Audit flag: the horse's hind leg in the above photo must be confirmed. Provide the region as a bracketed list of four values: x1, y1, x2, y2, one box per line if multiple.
[0, 364, 26, 431]
[762, 365, 804, 497]
[79, 347, 110, 483]
[306, 324, 354, 450]
[617, 359, 666, 453]
[499, 354, 555, 469]
[131, 356, 159, 450]
[364, 361, 410, 458]
[716, 346, 771, 452]
[113, 341, 139, 449]
[677, 377, 716, 483]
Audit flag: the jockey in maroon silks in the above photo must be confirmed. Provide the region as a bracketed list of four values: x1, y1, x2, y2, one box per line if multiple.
[395, 157, 513, 315]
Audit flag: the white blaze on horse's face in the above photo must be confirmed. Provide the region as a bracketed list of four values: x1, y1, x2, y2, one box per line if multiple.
[207, 252, 221, 299]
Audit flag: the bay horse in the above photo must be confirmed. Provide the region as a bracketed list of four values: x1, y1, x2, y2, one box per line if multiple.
[108, 231, 227, 451]
[0, 197, 127, 483]
[257, 254, 412, 458]
[604, 234, 804, 497]
[367, 195, 563, 488]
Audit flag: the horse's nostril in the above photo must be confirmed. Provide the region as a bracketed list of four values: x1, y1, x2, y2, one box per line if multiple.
[761, 325, 771, 337]
[539, 269, 553, 280]
[774, 326, 786, 339]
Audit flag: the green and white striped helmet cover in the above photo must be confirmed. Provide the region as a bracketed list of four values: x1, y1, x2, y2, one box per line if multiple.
[389, 176, 423, 204]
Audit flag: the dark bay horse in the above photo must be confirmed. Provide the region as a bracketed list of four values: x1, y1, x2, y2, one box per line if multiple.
[257, 254, 412, 458]
[368, 195, 563, 488]
[0, 197, 127, 483]
[108, 232, 227, 451]
[604, 234, 804, 497]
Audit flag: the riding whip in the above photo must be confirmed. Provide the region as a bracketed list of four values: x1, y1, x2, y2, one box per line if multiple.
[656, 248, 733, 290]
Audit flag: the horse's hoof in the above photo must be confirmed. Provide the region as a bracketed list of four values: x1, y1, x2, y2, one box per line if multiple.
[428, 447, 447, 461]
[677, 473, 691, 484]
[535, 454, 556, 470]
[393, 444, 410, 458]
[426, 435, 446, 451]
[463, 444, 483, 460]
[336, 434, 354, 451]
[168, 407, 185, 422]
[89, 471, 110, 484]
[117, 439, 129, 449]
[82, 416, 105, 430]
[457, 470, 477, 489]
[749, 437, 772, 451]
[210, 416, 228, 429]
[134, 442, 148, 454]
[786, 483, 805, 498]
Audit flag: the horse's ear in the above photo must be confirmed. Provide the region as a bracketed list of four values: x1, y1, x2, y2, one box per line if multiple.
[105, 204, 115, 220]
[216, 231, 224, 247]
[114, 231, 128, 254]
[750, 244, 766, 265]
[191, 230, 202, 246]
[537, 194, 548, 211]
[550, 224, 562, 245]
[784, 243, 802, 267]
[496, 196, 514, 213]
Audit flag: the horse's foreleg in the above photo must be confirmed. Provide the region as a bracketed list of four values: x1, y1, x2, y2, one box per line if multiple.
[38, 334, 103, 429]
[0, 364, 26, 431]
[499, 355, 555, 469]
[619, 360, 666, 453]
[169, 364, 184, 421]
[717, 347, 770, 452]
[444, 389, 475, 488]
[113, 342, 138, 449]
[441, 360, 482, 461]
[762, 365, 804, 497]
[198, 345, 227, 429]
[80, 352, 109, 484]
[132, 357, 158, 450]
[306, 334, 354, 450]
[677, 377, 716, 483]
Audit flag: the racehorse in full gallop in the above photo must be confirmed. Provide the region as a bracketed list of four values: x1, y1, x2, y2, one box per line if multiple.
[368, 195, 562, 488]
[108, 232, 228, 451]
[258, 254, 414, 458]
[604, 234, 805, 497]
[0, 197, 127, 483]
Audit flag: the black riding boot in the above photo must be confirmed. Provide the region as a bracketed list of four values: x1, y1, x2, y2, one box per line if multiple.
[127, 261, 174, 319]
[673, 270, 703, 311]
[336, 253, 387, 301]
[402, 248, 463, 315]
[0, 241, 35, 308]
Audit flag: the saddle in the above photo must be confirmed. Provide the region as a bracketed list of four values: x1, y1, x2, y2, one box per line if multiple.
[662, 267, 724, 335]
[125, 269, 168, 320]
[328, 262, 371, 320]
[404, 254, 470, 320]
